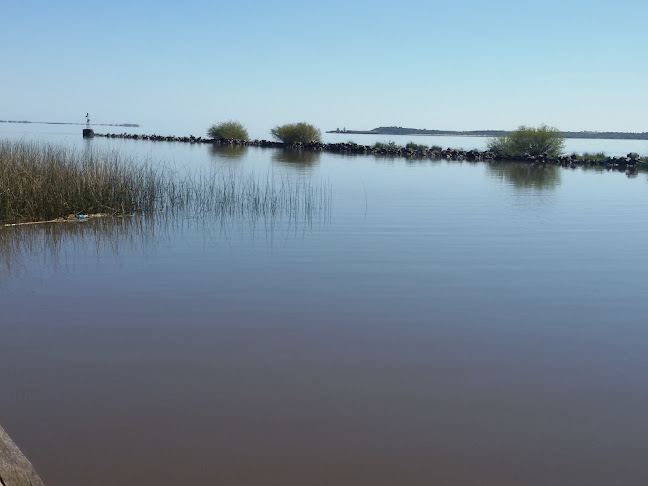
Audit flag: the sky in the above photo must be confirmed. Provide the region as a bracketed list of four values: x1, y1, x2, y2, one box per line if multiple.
[1, 0, 647, 138]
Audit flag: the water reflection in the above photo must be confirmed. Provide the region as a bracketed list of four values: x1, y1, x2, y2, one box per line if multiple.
[209, 144, 249, 160]
[272, 149, 321, 171]
[487, 161, 561, 190]
[0, 216, 163, 278]
[0, 208, 330, 278]
[405, 158, 442, 167]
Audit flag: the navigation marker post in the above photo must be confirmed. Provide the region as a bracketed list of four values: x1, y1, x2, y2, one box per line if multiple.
[82, 112, 94, 138]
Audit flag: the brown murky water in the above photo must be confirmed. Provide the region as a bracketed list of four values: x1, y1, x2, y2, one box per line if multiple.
[2, 131, 648, 485]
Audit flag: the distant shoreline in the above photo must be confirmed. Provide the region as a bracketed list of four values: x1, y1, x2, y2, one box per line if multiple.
[0, 120, 139, 127]
[327, 127, 648, 141]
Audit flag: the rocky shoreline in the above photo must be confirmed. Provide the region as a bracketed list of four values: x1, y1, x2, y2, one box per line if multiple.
[92, 132, 645, 174]
[0, 424, 45, 486]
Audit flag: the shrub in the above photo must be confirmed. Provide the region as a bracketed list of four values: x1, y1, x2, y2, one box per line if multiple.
[406, 142, 428, 151]
[487, 125, 565, 157]
[430, 145, 443, 151]
[270, 122, 321, 144]
[207, 121, 249, 141]
[374, 141, 399, 150]
[486, 137, 512, 156]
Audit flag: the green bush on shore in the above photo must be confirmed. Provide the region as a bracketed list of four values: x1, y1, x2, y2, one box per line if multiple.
[270, 122, 322, 144]
[487, 125, 565, 157]
[374, 141, 398, 150]
[405, 142, 428, 151]
[207, 121, 249, 140]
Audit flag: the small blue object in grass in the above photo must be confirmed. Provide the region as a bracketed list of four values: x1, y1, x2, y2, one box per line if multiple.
[77, 214, 87, 219]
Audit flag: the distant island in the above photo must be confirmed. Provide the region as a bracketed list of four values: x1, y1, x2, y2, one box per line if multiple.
[327, 126, 648, 141]
[0, 120, 139, 127]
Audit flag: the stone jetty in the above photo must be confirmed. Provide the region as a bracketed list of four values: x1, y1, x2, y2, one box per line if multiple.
[0, 424, 45, 486]
[93, 132, 644, 174]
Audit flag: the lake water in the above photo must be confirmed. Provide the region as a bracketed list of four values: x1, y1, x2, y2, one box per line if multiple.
[2, 124, 648, 486]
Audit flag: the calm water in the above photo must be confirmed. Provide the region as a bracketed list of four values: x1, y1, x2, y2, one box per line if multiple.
[2, 125, 648, 486]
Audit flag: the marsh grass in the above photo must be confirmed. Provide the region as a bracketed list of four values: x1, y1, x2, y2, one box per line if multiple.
[0, 141, 162, 224]
[188, 171, 331, 222]
[0, 140, 331, 225]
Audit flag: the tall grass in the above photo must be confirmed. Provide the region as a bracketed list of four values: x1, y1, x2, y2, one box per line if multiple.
[0, 141, 163, 223]
[187, 171, 331, 221]
[0, 140, 330, 225]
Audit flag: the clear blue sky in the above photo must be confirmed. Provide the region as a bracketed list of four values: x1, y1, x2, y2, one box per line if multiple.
[2, 0, 646, 137]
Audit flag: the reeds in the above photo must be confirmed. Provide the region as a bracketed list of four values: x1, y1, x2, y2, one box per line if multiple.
[186, 171, 331, 221]
[0, 140, 330, 225]
[0, 141, 161, 223]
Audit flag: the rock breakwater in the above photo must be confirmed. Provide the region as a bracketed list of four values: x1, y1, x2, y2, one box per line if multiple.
[94, 132, 644, 173]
